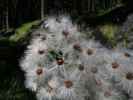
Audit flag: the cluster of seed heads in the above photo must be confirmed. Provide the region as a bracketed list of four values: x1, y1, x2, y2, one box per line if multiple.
[20, 16, 133, 100]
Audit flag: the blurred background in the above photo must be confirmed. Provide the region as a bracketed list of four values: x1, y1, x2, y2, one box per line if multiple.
[0, 0, 133, 30]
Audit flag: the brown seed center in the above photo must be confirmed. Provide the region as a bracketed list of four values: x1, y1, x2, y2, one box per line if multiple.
[104, 91, 112, 97]
[62, 30, 69, 37]
[38, 50, 45, 54]
[124, 52, 131, 58]
[87, 48, 93, 55]
[41, 35, 47, 40]
[57, 58, 64, 65]
[91, 67, 98, 73]
[73, 43, 82, 52]
[36, 68, 43, 75]
[126, 72, 133, 80]
[64, 80, 73, 88]
[78, 64, 84, 71]
[112, 62, 119, 69]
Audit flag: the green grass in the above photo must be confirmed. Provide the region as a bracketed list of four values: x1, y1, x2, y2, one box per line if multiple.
[9, 20, 40, 42]
[99, 23, 119, 46]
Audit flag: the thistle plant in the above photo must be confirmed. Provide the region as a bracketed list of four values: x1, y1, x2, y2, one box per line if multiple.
[20, 16, 133, 100]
